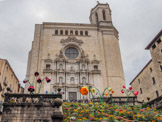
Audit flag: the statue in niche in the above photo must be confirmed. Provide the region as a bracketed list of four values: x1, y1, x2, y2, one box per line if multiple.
[70, 77, 75, 84]
[81, 50, 85, 58]
[59, 50, 63, 58]
[70, 66, 74, 71]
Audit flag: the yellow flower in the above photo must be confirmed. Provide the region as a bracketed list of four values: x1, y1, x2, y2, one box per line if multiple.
[91, 88, 95, 93]
[108, 87, 112, 91]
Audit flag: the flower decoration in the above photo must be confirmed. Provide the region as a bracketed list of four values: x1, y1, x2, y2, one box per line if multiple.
[105, 93, 109, 96]
[121, 90, 124, 93]
[91, 88, 95, 93]
[46, 77, 51, 83]
[121, 85, 139, 108]
[23, 80, 28, 83]
[129, 86, 132, 90]
[37, 78, 42, 83]
[24, 72, 52, 94]
[80, 86, 89, 95]
[28, 85, 35, 92]
[111, 90, 114, 94]
[134, 91, 139, 96]
[34, 72, 39, 77]
[108, 87, 112, 91]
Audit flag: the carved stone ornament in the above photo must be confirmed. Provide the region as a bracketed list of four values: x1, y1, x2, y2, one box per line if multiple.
[60, 36, 83, 45]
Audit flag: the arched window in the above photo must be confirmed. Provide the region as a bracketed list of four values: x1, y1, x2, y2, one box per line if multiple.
[59, 77, 63, 83]
[140, 88, 142, 94]
[55, 30, 58, 35]
[65, 30, 68, 35]
[75, 31, 78, 35]
[70, 77, 74, 84]
[102, 10, 106, 20]
[82, 77, 86, 84]
[60, 30, 63, 35]
[59, 64, 63, 69]
[95, 12, 98, 23]
[85, 31, 88, 36]
[80, 31, 83, 35]
[70, 30, 73, 35]
[82, 64, 85, 70]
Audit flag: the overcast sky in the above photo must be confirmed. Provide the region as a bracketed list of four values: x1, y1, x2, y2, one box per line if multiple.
[0, 0, 162, 87]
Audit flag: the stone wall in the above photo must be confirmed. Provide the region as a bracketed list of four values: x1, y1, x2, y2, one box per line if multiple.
[1, 93, 63, 122]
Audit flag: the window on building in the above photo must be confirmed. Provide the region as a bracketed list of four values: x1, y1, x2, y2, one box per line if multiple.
[70, 30, 73, 35]
[160, 65, 162, 71]
[6, 66, 8, 71]
[65, 30, 68, 35]
[102, 9, 106, 20]
[94, 65, 98, 70]
[85, 31, 88, 36]
[161, 49, 162, 53]
[152, 77, 156, 85]
[59, 77, 63, 84]
[60, 30, 63, 35]
[80, 31, 83, 36]
[82, 77, 86, 84]
[152, 44, 156, 49]
[157, 38, 161, 44]
[150, 67, 152, 73]
[46, 64, 50, 69]
[55, 30, 58, 35]
[138, 79, 140, 84]
[75, 31, 78, 35]
[156, 90, 159, 97]
[140, 88, 142, 94]
[0, 83, 2, 92]
[70, 77, 74, 84]
[59, 64, 63, 69]
[65, 47, 79, 59]
[95, 12, 98, 23]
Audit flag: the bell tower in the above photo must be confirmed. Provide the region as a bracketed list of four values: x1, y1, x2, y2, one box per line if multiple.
[89, 2, 112, 26]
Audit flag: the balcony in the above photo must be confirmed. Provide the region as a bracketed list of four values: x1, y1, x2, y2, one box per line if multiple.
[43, 69, 53, 73]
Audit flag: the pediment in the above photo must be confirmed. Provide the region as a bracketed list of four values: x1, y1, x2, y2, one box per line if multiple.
[60, 36, 83, 45]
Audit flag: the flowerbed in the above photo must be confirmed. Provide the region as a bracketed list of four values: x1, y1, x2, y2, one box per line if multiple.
[63, 102, 162, 122]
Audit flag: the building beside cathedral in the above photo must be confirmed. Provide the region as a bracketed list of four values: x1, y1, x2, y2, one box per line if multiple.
[25, 3, 125, 100]
[130, 30, 162, 102]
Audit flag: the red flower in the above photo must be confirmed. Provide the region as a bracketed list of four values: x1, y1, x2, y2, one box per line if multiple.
[34, 72, 39, 77]
[46, 77, 51, 83]
[122, 86, 126, 88]
[28, 86, 35, 92]
[121, 90, 124, 93]
[129, 86, 132, 90]
[134, 91, 139, 96]
[23, 80, 27, 83]
[37, 78, 42, 83]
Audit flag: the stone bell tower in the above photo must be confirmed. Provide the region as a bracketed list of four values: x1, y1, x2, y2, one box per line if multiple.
[89, 2, 112, 26]
[89, 2, 126, 95]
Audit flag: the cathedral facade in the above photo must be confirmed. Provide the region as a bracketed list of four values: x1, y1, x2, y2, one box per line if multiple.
[25, 3, 125, 100]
